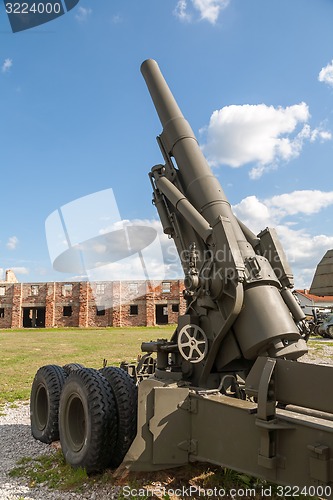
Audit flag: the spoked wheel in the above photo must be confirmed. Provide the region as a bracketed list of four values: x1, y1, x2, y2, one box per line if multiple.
[100, 366, 138, 467]
[136, 353, 156, 380]
[30, 364, 67, 443]
[177, 324, 208, 363]
[59, 368, 117, 473]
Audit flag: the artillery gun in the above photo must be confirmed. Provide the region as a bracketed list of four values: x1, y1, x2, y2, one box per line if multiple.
[30, 60, 333, 494]
[311, 309, 333, 339]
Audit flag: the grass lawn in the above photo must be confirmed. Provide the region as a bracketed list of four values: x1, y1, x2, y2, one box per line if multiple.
[0, 327, 325, 499]
[0, 328, 328, 404]
[0, 325, 174, 404]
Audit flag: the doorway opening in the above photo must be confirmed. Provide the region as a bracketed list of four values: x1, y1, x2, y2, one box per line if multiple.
[23, 307, 46, 328]
[155, 304, 168, 325]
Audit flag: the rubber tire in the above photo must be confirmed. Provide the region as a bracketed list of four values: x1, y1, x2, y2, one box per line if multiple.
[314, 325, 321, 336]
[30, 364, 67, 443]
[59, 368, 117, 473]
[100, 366, 138, 467]
[63, 363, 85, 375]
[327, 325, 333, 338]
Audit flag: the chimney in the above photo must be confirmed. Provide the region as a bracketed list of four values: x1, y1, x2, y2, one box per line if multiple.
[5, 269, 18, 283]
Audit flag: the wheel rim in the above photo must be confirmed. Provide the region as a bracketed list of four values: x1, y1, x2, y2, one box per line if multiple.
[35, 384, 48, 431]
[65, 393, 86, 452]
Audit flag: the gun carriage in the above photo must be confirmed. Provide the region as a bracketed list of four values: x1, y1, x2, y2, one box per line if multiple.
[30, 60, 333, 494]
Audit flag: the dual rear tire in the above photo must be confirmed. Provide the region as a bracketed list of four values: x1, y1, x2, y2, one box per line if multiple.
[30, 365, 67, 443]
[100, 366, 137, 468]
[59, 368, 118, 473]
[30, 364, 138, 473]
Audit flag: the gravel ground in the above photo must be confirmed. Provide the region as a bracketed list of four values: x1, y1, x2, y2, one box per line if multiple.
[301, 338, 333, 365]
[1, 340, 333, 500]
[0, 402, 121, 500]
[0, 401, 77, 500]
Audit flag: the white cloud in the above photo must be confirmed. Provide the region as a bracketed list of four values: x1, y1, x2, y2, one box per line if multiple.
[318, 60, 333, 87]
[193, 0, 229, 23]
[200, 102, 331, 178]
[232, 196, 272, 233]
[319, 130, 332, 141]
[267, 190, 333, 217]
[2, 58, 13, 73]
[75, 6, 92, 22]
[174, 0, 229, 24]
[11, 266, 29, 275]
[233, 190, 333, 231]
[295, 123, 332, 144]
[274, 225, 333, 267]
[173, 0, 192, 22]
[6, 236, 18, 250]
[232, 190, 333, 288]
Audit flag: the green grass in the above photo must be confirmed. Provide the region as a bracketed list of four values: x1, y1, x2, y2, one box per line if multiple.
[9, 450, 89, 491]
[9, 452, 318, 499]
[0, 328, 324, 499]
[0, 326, 174, 404]
[0, 328, 324, 405]
[310, 338, 333, 347]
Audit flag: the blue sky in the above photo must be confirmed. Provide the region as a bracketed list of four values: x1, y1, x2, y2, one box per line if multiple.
[1, 0, 333, 289]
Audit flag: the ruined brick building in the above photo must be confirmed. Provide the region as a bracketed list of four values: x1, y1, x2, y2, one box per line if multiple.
[0, 270, 186, 328]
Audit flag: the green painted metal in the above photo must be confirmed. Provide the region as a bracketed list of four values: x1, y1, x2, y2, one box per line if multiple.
[123, 60, 333, 492]
[310, 249, 333, 296]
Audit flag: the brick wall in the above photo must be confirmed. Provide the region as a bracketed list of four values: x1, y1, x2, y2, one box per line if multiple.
[53, 282, 81, 327]
[0, 284, 15, 328]
[45, 283, 56, 327]
[11, 284, 22, 328]
[0, 278, 186, 328]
